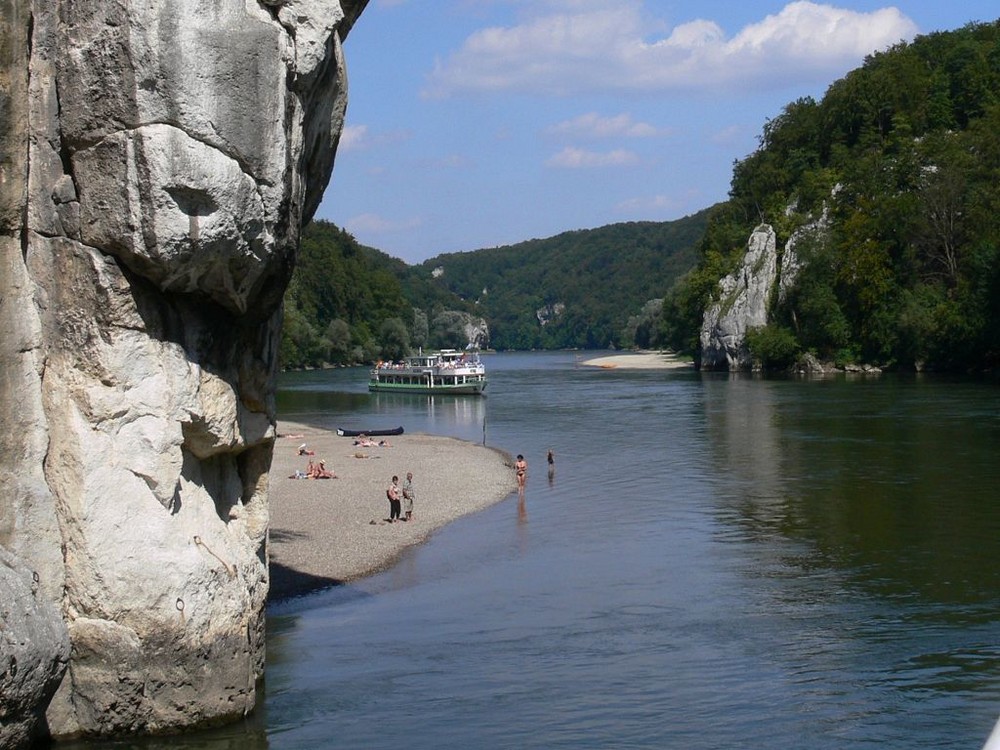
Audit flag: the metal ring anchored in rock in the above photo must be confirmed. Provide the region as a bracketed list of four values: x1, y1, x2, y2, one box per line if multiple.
[176, 597, 186, 623]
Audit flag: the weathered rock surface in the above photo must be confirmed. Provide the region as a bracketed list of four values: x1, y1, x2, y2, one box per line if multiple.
[463, 315, 491, 351]
[700, 224, 778, 370]
[0, 547, 70, 749]
[1, 0, 367, 740]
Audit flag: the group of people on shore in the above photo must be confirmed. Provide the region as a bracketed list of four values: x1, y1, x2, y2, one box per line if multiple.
[385, 472, 415, 522]
[289, 458, 336, 479]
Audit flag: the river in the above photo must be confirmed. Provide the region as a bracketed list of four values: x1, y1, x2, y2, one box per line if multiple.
[67, 352, 1000, 749]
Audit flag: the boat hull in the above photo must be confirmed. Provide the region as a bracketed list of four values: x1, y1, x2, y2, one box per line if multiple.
[367, 381, 486, 395]
[336, 426, 405, 437]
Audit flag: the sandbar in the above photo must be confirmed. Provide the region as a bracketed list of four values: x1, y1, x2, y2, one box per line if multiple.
[267, 421, 517, 601]
[579, 350, 692, 370]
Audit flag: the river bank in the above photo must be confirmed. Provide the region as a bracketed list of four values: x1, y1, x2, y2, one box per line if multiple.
[267, 421, 517, 600]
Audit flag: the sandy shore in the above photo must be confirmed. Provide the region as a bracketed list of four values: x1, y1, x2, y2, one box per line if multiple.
[267, 421, 517, 601]
[579, 350, 692, 370]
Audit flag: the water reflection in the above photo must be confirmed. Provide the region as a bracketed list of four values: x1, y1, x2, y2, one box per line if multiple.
[369, 393, 487, 437]
[700, 372, 1000, 717]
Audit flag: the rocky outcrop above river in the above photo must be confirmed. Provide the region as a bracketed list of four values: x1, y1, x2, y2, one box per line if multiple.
[0, 0, 367, 740]
[700, 225, 778, 370]
[699, 218, 832, 371]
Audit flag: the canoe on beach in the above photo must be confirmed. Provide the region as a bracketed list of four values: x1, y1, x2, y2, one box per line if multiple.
[336, 426, 405, 438]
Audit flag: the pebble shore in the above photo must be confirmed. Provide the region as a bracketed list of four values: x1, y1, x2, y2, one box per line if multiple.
[267, 421, 517, 601]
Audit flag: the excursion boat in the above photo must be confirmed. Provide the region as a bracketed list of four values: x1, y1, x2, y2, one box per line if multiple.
[368, 349, 487, 395]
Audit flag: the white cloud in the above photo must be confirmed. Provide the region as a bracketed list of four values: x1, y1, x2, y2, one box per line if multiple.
[337, 124, 411, 151]
[545, 146, 639, 168]
[547, 112, 663, 139]
[424, 1, 918, 97]
[338, 124, 368, 151]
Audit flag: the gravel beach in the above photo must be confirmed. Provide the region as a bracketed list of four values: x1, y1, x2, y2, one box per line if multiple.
[267, 421, 517, 601]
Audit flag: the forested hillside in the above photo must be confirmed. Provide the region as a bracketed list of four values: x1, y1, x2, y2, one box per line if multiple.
[661, 21, 1000, 370]
[282, 213, 708, 366]
[415, 212, 709, 350]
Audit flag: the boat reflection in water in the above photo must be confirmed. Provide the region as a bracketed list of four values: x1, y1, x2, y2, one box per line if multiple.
[369, 392, 487, 443]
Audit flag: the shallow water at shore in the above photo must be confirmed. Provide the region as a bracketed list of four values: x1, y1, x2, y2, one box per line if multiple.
[66, 353, 1000, 749]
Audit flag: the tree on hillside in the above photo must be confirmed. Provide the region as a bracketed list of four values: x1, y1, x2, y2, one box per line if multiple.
[661, 20, 1000, 371]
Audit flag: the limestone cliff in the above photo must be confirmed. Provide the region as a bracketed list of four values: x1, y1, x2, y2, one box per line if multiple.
[0, 0, 367, 740]
[699, 216, 831, 371]
[700, 225, 779, 370]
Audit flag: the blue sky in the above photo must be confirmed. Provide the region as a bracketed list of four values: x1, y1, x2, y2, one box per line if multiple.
[316, 1, 999, 265]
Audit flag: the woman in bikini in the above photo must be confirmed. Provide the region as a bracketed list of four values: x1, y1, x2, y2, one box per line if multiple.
[515, 454, 527, 492]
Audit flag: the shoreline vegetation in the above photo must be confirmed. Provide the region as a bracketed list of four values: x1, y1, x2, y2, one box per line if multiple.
[268, 421, 516, 601]
[267, 351, 685, 601]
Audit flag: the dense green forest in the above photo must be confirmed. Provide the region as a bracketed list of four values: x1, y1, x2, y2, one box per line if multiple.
[414, 213, 708, 350]
[661, 21, 1000, 370]
[281, 213, 707, 367]
[280, 222, 485, 368]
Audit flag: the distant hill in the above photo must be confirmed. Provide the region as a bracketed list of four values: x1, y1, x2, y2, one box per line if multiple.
[409, 210, 712, 350]
[282, 213, 710, 366]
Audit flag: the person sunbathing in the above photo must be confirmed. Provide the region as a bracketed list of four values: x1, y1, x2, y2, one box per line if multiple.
[298, 443, 315, 456]
[314, 460, 336, 479]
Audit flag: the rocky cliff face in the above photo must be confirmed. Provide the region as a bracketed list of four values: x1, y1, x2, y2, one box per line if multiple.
[0, 0, 367, 739]
[699, 225, 779, 370]
[699, 216, 831, 371]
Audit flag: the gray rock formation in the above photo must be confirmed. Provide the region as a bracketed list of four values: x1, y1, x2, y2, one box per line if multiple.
[0, 0, 367, 740]
[463, 316, 491, 351]
[700, 225, 778, 370]
[0, 547, 71, 749]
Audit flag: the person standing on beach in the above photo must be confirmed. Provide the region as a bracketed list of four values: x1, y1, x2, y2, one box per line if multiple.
[387, 475, 401, 522]
[515, 454, 527, 493]
[402, 472, 415, 521]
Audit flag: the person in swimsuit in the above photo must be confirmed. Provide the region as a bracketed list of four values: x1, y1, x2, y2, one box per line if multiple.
[386, 475, 401, 522]
[515, 454, 527, 492]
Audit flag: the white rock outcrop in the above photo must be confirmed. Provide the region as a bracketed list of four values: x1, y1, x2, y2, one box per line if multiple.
[0, 0, 367, 740]
[700, 225, 778, 370]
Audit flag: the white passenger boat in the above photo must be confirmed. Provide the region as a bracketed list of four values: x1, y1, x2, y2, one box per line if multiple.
[368, 349, 487, 395]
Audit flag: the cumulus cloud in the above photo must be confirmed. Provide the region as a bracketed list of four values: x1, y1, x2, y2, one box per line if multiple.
[424, 1, 918, 97]
[545, 147, 640, 168]
[547, 112, 663, 139]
